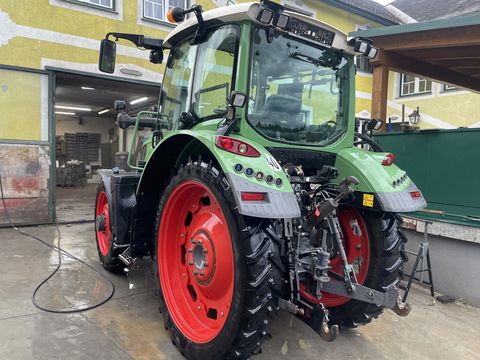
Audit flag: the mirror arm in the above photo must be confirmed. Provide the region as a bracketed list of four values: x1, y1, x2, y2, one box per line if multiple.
[106, 32, 164, 51]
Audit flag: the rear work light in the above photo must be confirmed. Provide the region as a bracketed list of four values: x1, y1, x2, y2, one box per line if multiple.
[240, 192, 268, 202]
[215, 136, 261, 157]
[410, 191, 422, 199]
[381, 153, 395, 166]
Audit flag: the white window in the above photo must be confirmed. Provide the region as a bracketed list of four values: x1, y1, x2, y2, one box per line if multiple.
[400, 74, 432, 96]
[144, 0, 187, 22]
[74, 0, 114, 9]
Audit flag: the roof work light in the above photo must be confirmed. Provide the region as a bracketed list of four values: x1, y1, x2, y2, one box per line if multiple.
[347, 37, 379, 60]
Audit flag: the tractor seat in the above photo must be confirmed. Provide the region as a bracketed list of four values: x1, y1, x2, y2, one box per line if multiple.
[261, 94, 302, 116]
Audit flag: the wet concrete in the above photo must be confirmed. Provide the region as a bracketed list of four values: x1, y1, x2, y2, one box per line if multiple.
[0, 222, 479, 360]
[56, 184, 97, 223]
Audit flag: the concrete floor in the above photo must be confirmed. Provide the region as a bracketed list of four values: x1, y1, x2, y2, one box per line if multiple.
[1, 222, 479, 360]
[56, 184, 97, 223]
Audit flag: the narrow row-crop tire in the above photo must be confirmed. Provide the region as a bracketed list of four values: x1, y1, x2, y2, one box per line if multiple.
[328, 211, 407, 328]
[153, 160, 285, 360]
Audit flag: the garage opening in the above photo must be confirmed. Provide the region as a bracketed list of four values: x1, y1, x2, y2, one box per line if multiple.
[54, 72, 160, 223]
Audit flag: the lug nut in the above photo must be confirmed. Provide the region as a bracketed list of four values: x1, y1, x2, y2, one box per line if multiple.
[197, 306, 201, 310]
[188, 249, 193, 253]
[198, 239, 203, 244]
[191, 239, 197, 244]
[200, 272, 205, 276]
[202, 248, 208, 254]
[189, 261, 194, 266]
[356, 244, 362, 249]
[221, 312, 224, 317]
[193, 271, 198, 275]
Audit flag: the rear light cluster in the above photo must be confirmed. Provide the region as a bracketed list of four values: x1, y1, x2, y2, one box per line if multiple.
[234, 163, 282, 187]
[381, 153, 395, 166]
[215, 136, 260, 157]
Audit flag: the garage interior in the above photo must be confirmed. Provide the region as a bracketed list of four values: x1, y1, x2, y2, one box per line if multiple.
[54, 72, 159, 222]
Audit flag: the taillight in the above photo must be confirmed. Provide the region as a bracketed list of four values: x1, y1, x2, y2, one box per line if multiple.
[240, 192, 267, 201]
[215, 136, 261, 157]
[382, 153, 395, 166]
[410, 191, 422, 199]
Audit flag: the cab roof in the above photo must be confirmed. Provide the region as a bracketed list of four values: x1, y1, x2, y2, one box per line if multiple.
[162, 2, 353, 54]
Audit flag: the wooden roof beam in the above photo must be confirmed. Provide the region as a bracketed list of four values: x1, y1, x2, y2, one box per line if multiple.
[373, 26, 480, 51]
[399, 46, 480, 60]
[375, 50, 480, 92]
[429, 58, 480, 67]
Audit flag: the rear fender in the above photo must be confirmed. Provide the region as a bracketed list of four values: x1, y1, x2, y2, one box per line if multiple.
[137, 130, 301, 219]
[334, 147, 427, 212]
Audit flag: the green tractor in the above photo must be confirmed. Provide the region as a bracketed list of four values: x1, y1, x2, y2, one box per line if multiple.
[95, 1, 426, 358]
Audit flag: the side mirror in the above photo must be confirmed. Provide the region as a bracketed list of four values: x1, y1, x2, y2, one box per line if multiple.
[99, 39, 116, 73]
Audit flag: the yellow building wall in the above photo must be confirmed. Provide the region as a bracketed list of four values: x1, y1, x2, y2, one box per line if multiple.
[385, 71, 480, 129]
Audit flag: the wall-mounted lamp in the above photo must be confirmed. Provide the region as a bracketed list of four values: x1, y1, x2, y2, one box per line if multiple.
[408, 107, 420, 124]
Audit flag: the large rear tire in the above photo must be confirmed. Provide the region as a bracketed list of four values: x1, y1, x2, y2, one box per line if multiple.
[328, 211, 406, 328]
[154, 160, 284, 360]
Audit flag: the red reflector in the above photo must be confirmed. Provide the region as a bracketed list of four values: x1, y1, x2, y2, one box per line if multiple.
[240, 192, 267, 201]
[381, 153, 395, 166]
[215, 136, 261, 157]
[410, 191, 422, 199]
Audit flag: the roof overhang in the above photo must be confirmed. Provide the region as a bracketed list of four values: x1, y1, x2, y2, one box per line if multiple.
[350, 14, 480, 92]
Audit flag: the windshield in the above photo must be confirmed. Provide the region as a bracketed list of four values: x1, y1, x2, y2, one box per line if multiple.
[248, 27, 350, 146]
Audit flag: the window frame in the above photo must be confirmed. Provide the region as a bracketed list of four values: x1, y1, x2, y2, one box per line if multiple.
[443, 84, 458, 92]
[399, 73, 432, 97]
[143, 0, 188, 24]
[63, 0, 115, 12]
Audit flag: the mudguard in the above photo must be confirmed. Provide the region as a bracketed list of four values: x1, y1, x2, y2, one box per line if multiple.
[138, 128, 301, 219]
[334, 147, 427, 212]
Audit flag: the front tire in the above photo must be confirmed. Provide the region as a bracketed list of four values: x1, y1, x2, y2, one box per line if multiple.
[94, 183, 124, 272]
[154, 160, 284, 359]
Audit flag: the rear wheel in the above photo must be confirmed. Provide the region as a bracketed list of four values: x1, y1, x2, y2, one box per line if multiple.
[94, 183, 124, 272]
[154, 160, 284, 359]
[328, 210, 406, 328]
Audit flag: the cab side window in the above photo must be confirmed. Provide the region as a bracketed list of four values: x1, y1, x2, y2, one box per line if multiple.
[192, 25, 239, 120]
[160, 40, 196, 129]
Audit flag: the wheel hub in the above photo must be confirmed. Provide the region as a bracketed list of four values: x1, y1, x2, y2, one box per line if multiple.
[187, 230, 216, 284]
[96, 214, 107, 232]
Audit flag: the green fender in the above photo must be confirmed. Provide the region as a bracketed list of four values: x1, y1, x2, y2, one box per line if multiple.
[334, 147, 427, 212]
[137, 127, 301, 219]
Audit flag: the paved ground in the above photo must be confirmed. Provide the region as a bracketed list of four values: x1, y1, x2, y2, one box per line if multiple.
[1, 221, 479, 360]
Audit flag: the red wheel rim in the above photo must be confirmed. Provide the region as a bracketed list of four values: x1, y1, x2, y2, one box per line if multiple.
[95, 191, 111, 257]
[158, 180, 234, 344]
[300, 207, 370, 307]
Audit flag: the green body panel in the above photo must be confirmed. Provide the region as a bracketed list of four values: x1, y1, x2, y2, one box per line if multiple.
[334, 147, 410, 193]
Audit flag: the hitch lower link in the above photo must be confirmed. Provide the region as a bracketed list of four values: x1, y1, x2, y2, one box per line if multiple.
[321, 279, 412, 317]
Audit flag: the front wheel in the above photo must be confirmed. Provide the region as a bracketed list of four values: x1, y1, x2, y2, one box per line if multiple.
[94, 183, 124, 272]
[154, 160, 284, 360]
